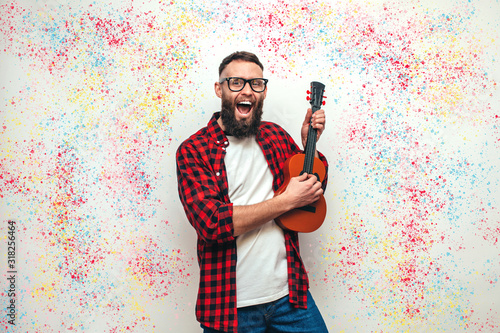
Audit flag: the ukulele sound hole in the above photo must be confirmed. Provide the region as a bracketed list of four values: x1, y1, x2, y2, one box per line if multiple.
[298, 205, 316, 213]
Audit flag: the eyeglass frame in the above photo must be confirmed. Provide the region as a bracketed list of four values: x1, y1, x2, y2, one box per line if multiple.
[219, 77, 269, 92]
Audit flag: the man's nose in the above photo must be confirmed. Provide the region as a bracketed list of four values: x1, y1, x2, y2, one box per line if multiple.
[240, 81, 253, 94]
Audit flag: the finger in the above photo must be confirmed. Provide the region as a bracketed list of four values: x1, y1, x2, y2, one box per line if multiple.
[312, 109, 325, 117]
[312, 186, 323, 199]
[306, 174, 321, 184]
[312, 120, 324, 130]
[309, 186, 323, 201]
[313, 123, 324, 133]
[311, 111, 325, 127]
[296, 172, 309, 181]
[309, 174, 321, 185]
[305, 173, 316, 180]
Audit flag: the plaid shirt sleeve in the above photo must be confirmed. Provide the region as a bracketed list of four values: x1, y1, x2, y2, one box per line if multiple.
[176, 114, 238, 332]
[176, 136, 234, 244]
[176, 113, 328, 332]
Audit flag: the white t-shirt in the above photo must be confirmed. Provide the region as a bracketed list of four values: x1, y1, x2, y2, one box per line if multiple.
[224, 135, 289, 308]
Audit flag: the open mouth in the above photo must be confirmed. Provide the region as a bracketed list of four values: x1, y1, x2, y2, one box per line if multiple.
[236, 101, 253, 115]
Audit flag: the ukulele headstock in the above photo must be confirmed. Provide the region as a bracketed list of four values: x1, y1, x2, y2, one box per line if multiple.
[306, 81, 326, 112]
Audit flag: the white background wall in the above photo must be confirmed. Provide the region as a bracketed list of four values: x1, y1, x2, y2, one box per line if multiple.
[1, 0, 499, 332]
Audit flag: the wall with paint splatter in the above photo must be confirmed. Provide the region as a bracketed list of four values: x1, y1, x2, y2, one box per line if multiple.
[1, 0, 498, 332]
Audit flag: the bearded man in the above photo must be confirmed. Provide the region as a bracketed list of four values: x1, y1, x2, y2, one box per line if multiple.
[176, 51, 329, 333]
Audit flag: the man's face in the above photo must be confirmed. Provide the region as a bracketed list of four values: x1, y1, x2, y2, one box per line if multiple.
[215, 60, 267, 138]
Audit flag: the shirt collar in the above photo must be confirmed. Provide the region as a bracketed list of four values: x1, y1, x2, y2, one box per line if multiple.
[207, 112, 229, 146]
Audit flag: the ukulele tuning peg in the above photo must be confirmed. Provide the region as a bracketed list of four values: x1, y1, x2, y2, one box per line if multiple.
[307, 90, 311, 94]
[306, 96, 311, 101]
[322, 101, 326, 105]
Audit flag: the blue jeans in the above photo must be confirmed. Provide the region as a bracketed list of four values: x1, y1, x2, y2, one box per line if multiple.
[201, 291, 328, 333]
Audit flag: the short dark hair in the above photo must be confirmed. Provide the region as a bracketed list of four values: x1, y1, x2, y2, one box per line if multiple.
[218, 51, 264, 76]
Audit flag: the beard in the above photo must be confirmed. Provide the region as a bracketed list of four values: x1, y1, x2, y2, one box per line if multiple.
[219, 96, 264, 138]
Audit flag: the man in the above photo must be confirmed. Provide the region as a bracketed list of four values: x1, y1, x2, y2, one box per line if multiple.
[176, 51, 328, 333]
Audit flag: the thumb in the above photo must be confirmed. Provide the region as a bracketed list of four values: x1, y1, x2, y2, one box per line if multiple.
[303, 108, 312, 125]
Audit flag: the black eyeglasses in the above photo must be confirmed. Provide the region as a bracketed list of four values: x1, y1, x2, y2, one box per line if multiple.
[219, 77, 268, 92]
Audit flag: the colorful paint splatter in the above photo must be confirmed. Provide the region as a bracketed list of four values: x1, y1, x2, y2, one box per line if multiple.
[1, 0, 498, 332]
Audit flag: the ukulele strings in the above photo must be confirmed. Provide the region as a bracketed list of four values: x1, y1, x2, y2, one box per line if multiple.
[303, 121, 318, 174]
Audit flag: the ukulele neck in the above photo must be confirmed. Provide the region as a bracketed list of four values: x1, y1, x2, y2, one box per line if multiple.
[303, 81, 325, 175]
[303, 107, 319, 174]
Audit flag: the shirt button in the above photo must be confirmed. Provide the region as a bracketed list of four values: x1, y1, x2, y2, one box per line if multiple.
[222, 147, 226, 151]
[224, 141, 228, 145]
[216, 172, 220, 176]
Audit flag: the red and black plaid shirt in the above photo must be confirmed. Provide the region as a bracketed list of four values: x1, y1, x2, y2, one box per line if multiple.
[176, 112, 328, 332]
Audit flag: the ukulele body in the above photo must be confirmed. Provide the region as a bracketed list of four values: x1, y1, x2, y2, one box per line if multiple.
[274, 153, 327, 233]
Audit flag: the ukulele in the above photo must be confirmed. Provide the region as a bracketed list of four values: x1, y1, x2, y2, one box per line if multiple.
[274, 81, 327, 233]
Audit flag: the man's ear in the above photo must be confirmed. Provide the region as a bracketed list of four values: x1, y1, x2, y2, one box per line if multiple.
[214, 81, 222, 98]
